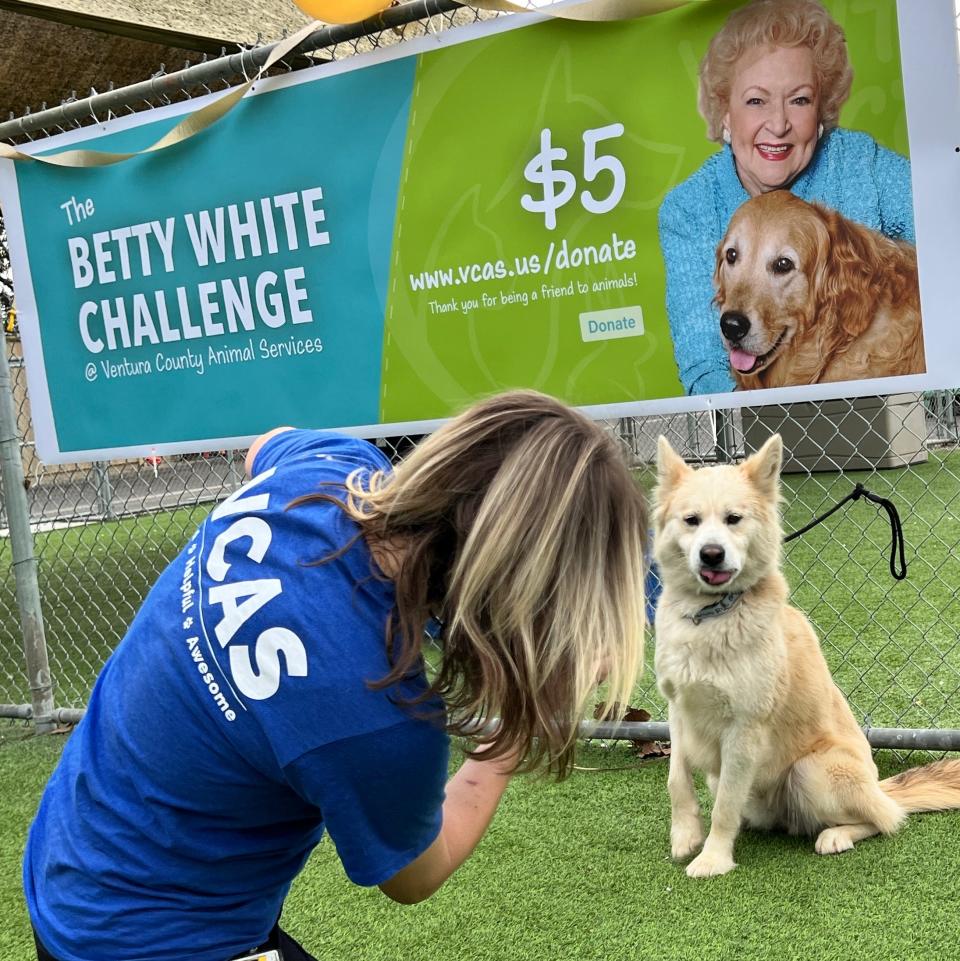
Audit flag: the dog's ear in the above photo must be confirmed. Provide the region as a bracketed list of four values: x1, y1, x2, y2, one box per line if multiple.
[743, 434, 783, 497]
[816, 206, 880, 342]
[656, 435, 691, 489]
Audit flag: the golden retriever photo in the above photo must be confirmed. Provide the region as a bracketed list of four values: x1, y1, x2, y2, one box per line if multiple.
[714, 191, 925, 389]
[653, 434, 960, 878]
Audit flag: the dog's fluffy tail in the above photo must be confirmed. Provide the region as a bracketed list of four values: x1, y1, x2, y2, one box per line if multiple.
[880, 759, 960, 814]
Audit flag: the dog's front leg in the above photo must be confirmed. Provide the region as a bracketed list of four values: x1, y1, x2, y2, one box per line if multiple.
[668, 714, 704, 860]
[687, 725, 759, 878]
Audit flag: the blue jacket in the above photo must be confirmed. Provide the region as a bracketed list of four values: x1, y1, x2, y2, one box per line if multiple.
[657, 128, 915, 395]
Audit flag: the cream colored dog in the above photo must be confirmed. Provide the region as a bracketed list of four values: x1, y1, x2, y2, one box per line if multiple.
[653, 434, 960, 878]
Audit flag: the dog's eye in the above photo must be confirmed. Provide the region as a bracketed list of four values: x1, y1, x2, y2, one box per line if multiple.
[683, 515, 701, 527]
[725, 248, 737, 265]
[725, 513, 743, 526]
[772, 257, 795, 275]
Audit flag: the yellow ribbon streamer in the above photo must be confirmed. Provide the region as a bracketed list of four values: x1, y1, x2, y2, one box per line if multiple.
[0, 0, 706, 169]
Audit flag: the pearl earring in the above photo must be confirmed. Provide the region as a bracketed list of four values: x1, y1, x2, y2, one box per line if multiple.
[722, 127, 731, 144]
[818, 122, 824, 139]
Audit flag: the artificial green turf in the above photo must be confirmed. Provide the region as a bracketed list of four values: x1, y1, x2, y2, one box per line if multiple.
[0, 729, 64, 961]
[2, 452, 959, 958]
[3, 731, 959, 961]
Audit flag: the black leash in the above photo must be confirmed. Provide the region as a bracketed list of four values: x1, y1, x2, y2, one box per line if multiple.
[784, 482, 907, 580]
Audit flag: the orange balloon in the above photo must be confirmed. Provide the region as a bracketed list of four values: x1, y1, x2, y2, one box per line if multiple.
[293, 0, 392, 24]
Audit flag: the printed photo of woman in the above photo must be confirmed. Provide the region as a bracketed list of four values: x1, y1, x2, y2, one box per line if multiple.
[658, 0, 915, 395]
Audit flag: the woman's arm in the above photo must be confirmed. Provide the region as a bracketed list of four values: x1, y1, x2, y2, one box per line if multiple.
[658, 189, 736, 396]
[872, 140, 915, 244]
[244, 426, 294, 478]
[378, 749, 516, 905]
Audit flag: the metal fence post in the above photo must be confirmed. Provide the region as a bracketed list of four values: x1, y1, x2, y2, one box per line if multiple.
[0, 336, 55, 733]
[714, 410, 736, 463]
[227, 449, 242, 489]
[93, 461, 115, 520]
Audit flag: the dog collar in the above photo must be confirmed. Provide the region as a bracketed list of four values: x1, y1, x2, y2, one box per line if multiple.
[684, 591, 745, 626]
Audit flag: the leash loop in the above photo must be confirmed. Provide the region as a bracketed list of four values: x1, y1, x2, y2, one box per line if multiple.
[784, 482, 906, 581]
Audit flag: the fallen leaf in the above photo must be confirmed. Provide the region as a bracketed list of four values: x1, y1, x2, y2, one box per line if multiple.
[631, 740, 671, 760]
[593, 703, 669, 758]
[593, 701, 651, 723]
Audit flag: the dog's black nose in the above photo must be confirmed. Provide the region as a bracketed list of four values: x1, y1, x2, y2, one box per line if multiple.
[720, 312, 751, 343]
[699, 544, 725, 567]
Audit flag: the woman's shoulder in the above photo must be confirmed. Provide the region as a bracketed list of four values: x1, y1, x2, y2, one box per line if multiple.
[660, 149, 733, 222]
[823, 127, 907, 165]
[251, 428, 390, 480]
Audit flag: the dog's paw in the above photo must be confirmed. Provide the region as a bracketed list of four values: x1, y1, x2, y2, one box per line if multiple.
[685, 849, 736, 878]
[815, 827, 856, 855]
[671, 820, 705, 861]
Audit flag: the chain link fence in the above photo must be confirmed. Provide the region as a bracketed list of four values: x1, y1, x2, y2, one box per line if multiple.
[1, 2, 959, 750]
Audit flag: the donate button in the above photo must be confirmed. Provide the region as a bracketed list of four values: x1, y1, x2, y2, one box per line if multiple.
[579, 306, 644, 343]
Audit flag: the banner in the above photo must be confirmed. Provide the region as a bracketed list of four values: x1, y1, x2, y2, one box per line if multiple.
[1, 0, 958, 462]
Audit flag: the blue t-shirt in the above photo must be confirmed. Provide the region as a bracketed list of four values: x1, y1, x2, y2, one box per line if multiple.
[24, 430, 450, 961]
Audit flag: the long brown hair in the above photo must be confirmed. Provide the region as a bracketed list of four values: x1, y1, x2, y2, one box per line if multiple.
[295, 390, 648, 778]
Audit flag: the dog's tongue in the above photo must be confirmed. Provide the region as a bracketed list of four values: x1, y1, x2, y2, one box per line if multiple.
[729, 348, 758, 373]
[700, 569, 733, 586]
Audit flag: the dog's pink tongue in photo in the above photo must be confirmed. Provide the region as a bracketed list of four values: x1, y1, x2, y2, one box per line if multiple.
[729, 348, 757, 372]
[700, 569, 732, 586]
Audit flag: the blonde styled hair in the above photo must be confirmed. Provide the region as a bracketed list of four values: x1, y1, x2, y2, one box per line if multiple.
[302, 390, 648, 779]
[698, 0, 853, 142]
